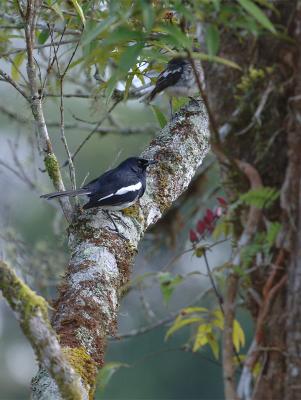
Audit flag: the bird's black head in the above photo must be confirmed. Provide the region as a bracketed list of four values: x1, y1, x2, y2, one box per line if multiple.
[120, 157, 157, 173]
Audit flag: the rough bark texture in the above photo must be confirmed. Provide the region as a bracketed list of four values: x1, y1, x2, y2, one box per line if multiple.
[31, 100, 210, 398]
[285, 2, 301, 399]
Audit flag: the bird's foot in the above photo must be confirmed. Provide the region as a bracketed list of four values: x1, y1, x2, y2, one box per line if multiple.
[104, 211, 128, 240]
[111, 212, 130, 229]
[105, 225, 127, 240]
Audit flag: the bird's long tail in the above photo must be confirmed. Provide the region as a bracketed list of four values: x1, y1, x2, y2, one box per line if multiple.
[40, 188, 90, 200]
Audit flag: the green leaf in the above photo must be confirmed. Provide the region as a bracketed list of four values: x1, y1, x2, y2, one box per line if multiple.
[158, 273, 183, 304]
[240, 187, 279, 209]
[193, 324, 212, 352]
[11, 52, 25, 81]
[232, 319, 245, 352]
[212, 218, 232, 239]
[102, 26, 144, 46]
[105, 75, 118, 103]
[190, 52, 241, 70]
[70, 0, 86, 27]
[151, 105, 167, 128]
[181, 306, 208, 314]
[266, 222, 281, 247]
[160, 24, 193, 49]
[98, 362, 129, 391]
[207, 333, 220, 359]
[141, 0, 155, 31]
[212, 309, 224, 330]
[165, 316, 203, 339]
[81, 16, 117, 46]
[38, 29, 50, 45]
[237, 0, 276, 33]
[205, 25, 220, 56]
[118, 42, 144, 74]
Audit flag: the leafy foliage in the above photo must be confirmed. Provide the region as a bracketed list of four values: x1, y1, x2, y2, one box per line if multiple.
[239, 187, 279, 209]
[158, 272, 184, 304]
[166, 307, 245, 359]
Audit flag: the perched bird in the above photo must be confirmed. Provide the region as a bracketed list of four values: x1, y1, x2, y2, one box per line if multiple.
[145, 56, 204, 104]
[40, 157, 157, 211]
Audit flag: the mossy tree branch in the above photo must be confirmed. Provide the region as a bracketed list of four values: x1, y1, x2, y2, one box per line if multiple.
[31, 100, 210, 399]
[0, 260, 86, 400]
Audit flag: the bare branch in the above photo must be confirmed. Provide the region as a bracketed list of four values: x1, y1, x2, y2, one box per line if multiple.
[20, 0, 73, 221]
[0, 68, 29, 100]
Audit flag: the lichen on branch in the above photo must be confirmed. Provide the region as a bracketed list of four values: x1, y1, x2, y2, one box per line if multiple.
[0, 261, 86, 400]
[32, 99, 210, 399]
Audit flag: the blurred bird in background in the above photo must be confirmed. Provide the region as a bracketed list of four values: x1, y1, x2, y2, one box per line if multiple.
[144, 56, 205, 115]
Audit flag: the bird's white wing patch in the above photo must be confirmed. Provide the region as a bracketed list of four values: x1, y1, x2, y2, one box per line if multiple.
[161, 67, 182, 78]
[98, 181, 142, 202]
[115, 181, 142, 195]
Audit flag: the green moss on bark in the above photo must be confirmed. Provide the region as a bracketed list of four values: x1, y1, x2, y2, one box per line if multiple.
[0, 261, 48, 330]
[63, 346, 97, 400]
[44, 153, 61, 185]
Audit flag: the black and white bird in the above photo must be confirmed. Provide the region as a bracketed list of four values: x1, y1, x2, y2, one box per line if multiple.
[40, 157, 157, 211]
[145, 56, 204, 103]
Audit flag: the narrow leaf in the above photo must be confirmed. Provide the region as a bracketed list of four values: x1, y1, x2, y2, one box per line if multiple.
[193, 324, 212, 352]
[98, 362, 129, 390]
[237, 0, 276, 33]
[70, 0, 86, 27]
[165, 317, 203, 339]
[207, 333, 220, 359]
[38, 29, 50, 45]
[190, 52, 241, 70]
[118, 43, 144, 74]
[11, 52, 25, 81]
[81, 16, 117, 46]
[232, 319, 245, 352]
[151, 105, 167, 128]
[205, 25, 220, 56]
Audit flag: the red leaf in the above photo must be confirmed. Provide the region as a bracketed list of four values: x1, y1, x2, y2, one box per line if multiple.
[197, 220, 206, 235]
[217, 197, 227, 207]
[205, 209, 214, 223]
[189, 229, 198, 242]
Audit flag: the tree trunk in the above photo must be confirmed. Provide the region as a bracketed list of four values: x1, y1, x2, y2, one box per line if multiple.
[204, 2, 299, 399]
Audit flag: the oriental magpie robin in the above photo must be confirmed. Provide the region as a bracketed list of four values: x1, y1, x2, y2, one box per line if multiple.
[40, 157, 157, 211]
[146, 56, 204, 103]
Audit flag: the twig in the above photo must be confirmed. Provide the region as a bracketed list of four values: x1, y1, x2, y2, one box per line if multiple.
[203, 251, 224, 309]
[64, 100, 120, 165]
[0, 68, 29, 100]
[21, 0, 73, 221]
[1, 39, 79, 57]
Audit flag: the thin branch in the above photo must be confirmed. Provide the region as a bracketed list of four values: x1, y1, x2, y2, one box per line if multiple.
[0, 68, 29, 100]
[1, 39, 79, 57]
[65, 100, 120, 165]
[21, 0, 73, 221]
